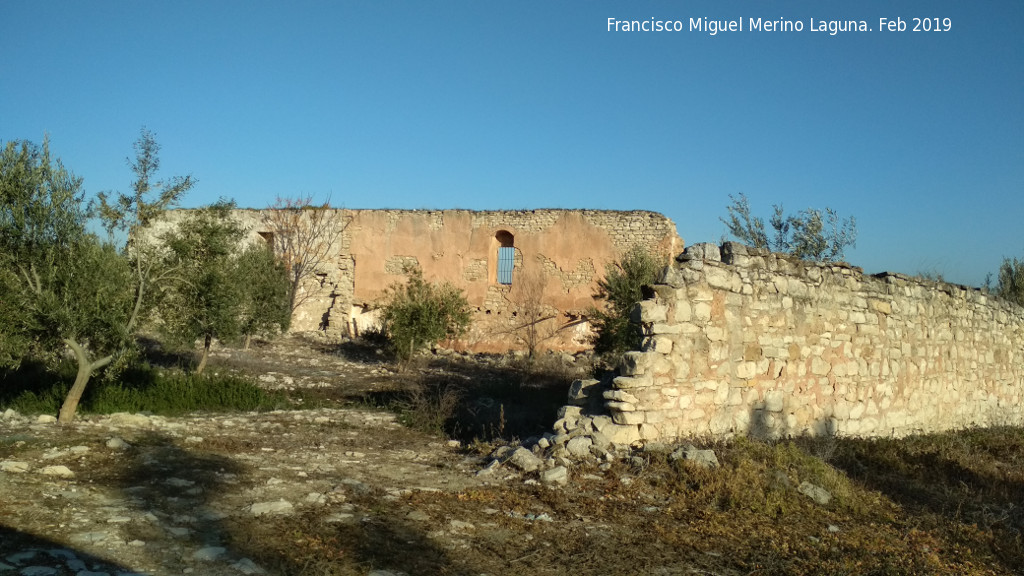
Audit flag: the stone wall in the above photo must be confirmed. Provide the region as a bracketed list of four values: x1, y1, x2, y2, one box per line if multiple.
[584, 242, 1024, 442]
[341, 209, 680, 352]
[149, 208, 681, 353]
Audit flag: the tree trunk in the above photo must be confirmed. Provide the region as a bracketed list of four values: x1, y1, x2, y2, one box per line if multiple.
[196, 334, 212, 375]
[244, 333, 252, 351]
[58, 339, 113, 424]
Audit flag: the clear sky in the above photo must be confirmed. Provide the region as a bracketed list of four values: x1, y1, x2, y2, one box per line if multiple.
[2, 1, 1021, 286]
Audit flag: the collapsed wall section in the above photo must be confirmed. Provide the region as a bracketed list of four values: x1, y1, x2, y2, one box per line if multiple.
[603, 242, 1024, 441]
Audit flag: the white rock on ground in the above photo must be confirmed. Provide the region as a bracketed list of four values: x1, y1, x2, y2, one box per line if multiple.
[541, 466, 568, 486]
[504, 447, 542, 473]
[37, 465, 74, 478]
[247, 500, 294, 516]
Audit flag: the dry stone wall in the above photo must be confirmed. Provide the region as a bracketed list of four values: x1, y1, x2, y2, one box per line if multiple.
[590, 241, 1024, 442]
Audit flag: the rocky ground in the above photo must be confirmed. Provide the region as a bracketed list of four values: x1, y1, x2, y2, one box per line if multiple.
[0, 338, 638, 576]
[3, 337, 1022, 576]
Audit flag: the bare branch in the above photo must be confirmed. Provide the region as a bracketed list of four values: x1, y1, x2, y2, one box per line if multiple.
[262, 195, 349, 313]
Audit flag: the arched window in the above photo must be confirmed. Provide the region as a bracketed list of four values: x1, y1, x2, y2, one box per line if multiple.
[495, 231, 515, 285]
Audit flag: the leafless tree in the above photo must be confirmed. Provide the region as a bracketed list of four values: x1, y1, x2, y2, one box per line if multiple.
[261, 195, 348, 313]
[505, 261, 561, 358]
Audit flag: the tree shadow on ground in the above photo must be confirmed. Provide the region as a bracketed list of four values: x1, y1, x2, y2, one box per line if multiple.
[93, 431, 480, 575]
[97, 431, 254, 570]
[355, 352, 587, 444]
[0, 525, 137, 574]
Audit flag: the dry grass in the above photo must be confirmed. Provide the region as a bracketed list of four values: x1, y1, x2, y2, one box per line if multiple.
[201, 430, 1024, 576]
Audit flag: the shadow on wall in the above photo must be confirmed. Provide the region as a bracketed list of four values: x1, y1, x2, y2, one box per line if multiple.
[746, 402, 836, 440]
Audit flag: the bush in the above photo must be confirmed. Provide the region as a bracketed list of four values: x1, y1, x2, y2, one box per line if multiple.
[379, 266, 471, 362]
[992, 257, 1024, 306]
[721, 192, 857, 261]
[590, 246, 661, 359]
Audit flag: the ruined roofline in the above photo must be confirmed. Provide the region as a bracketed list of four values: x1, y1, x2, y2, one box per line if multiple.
[213, 206, 673, 219]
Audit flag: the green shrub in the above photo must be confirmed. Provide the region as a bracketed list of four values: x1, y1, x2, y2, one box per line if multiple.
[379, 266, 471, 362]
[3, 362, 282, 416]
[721, 192, 857, 261]
[590, 246, 661, 359]
[992, 257, 1024, 306]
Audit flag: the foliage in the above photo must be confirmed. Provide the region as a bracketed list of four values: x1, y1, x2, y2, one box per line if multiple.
[992, 257, 1024, 306]
[379, 266, 471, 362]
[158, 201, 248, 374]
[0, 137, 142, 423]
[3, 361, 282, 415]
[721, 192, 857, 261]
[590, 246, 661, 358]
[261, 194, 348, 313]
[93, 127, 195, 336]
[237, 242, 293, 347]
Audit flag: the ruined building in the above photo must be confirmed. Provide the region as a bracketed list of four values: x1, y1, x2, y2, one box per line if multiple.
[151, 208, 682, 353]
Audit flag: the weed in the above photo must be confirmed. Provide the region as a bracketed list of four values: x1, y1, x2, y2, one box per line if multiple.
[394, 380, 461, 437]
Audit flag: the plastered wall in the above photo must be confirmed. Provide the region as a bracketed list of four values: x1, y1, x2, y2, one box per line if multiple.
[150, 208, 681, 353]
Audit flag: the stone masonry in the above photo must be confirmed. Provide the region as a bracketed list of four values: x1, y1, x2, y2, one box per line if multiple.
[559, 241, 1024, 444]
[149, 208, 681, 353]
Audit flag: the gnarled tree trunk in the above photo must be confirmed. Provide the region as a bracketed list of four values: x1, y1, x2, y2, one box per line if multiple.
[196, 334, 213, 375]
[57, 339, 113, 424]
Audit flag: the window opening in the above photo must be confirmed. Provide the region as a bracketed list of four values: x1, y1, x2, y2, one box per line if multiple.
[498, 246, 515, 285]
[496, 230, 515, 285]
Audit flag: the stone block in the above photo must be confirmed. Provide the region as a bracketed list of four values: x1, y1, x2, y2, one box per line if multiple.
[567, 379, 601, 405]
[613, 375, 653, 390]
[646, 336, 673, 354]
[631, 300, 665, 324]
[590, 415, 614, 432]
[620, 351, 653, 376]
[639, 423, 662, 441]
[603, 423, 641, 445]
[764, 390, 785, 412]
[811, 357, 832, 376]
[651, 323, 683, 335]
[674, 301, 692, 322]
[684, 242, 721, 262]
[612, 411, 645, 425]
[541, 466, 568, 486]
[736, 361, 758, 380]
[603, 390, 640, 404]
[556, 405, 582, 420]
[693, 302, 712, 322]
[565, 437, 593, 458]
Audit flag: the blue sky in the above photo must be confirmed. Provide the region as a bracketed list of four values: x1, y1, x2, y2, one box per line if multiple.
[2, 1, 1021, 286]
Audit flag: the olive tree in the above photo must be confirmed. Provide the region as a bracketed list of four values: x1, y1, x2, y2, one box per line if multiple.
[991, 257, 1024, 307]
[0, 130, 194, 423]
[590, 246, 661, 358]
[0, 138, 132, 422]
[379, 266, 471, 363]
[158, 202, 246, 374]
[721, 193, 857, 261]
[236, 242, 292, 349]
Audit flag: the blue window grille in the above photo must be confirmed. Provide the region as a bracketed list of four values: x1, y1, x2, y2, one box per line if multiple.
[497, 246, 515, 285]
